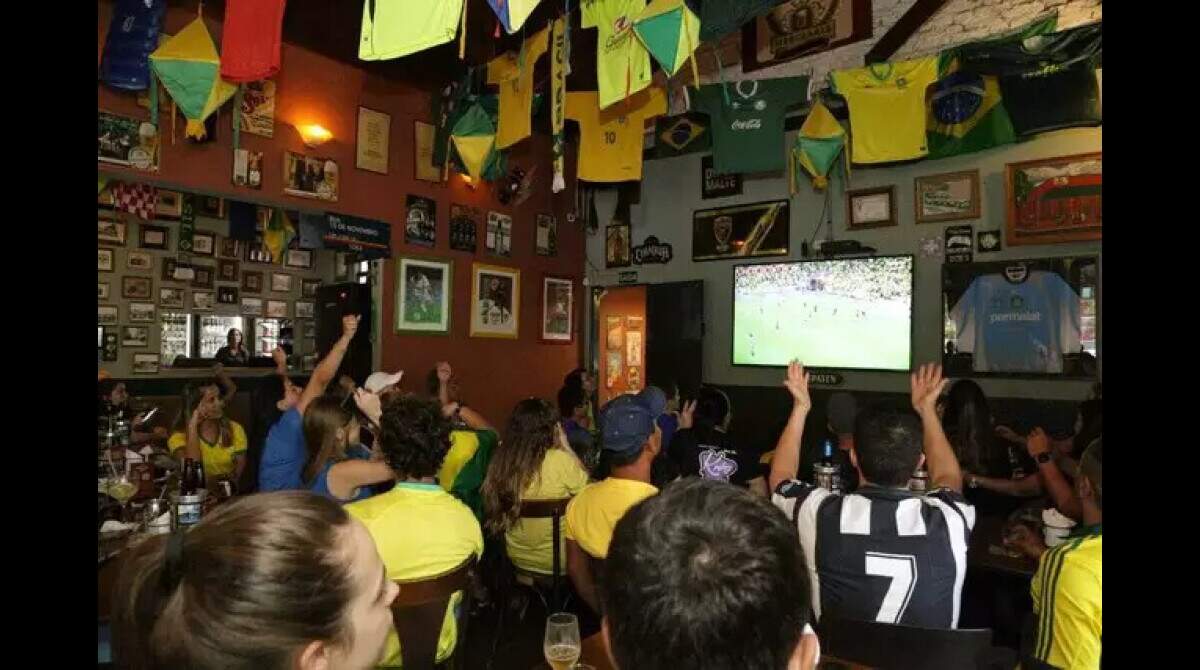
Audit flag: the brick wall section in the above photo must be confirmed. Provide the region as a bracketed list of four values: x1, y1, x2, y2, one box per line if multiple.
[715, 0, 1102, 88]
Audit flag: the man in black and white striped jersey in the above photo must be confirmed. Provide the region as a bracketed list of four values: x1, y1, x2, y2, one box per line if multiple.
[768, 361, 975, 629]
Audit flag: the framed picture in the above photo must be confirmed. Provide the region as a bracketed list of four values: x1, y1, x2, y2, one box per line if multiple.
[99, 217, 127, 246]
[405, 195, 437, 247]
[140, 224, 169, 250]
[122, 276, 153, 300]
[303, 320, 316, 339]
[237, 79, 275, 137]
[192, 290, 215, 311]
[535, 214, 557, 257]
[915, 170, 981, 224]
[486, 211, 512, 257]
[197, 196, 225, 219]
[126, 251, 153, 271]
[191, 265, 215, 289]
[846, 187, 897, 230]
[218, 259, 240, 282]
[241, 297, 264, 316]
[606, 223, 632, 268]
[101, 328, 119, 361]
[246, 240, 274, 264]
[242, 271, 264, 294]
[335, 253, 351, 280]
[356, 106, 391, 174]
[266, 300, 289, 318]
[413, 121, 442, 182]
[217, 286, 239, 305]
[395, 257, 453, 334]
[219, 237, 242, 259]
[301, 278, 321, 298]
[132, 353, 160, 374]
[271, 273, 294, 293]
[128, 302, 156, 323]
[470, 263, 520, 339]
[99, 110, 159, 170]
[742, 0, 873, 73]
[98, 248, 114, 272]
[122, 326, 149, 347]
[295, 300, 315, 318]
[540, 275, 574, 344]
[283, 151, 339, 201]
[233, 148, 264, 189]
[98, 305, 118, 325]
[692, 200, 790, 261]
[1005, 152, 1101, 246]
[192, 232, 216, 256]
[161, 258, 186, 282]
[155, 190, 183, 219]
[159, 287, 185, 308]
[285, 249, 313, 269]
[701, 155, 742, 199]
[98, 282, 111, 301]
[449, 204, 481, 253]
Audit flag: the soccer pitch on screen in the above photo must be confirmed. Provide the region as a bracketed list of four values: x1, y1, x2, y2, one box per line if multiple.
[732, 256, 914, 370]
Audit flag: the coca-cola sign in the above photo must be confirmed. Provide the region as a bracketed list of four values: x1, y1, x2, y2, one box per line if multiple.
[632, 236, 674, 265]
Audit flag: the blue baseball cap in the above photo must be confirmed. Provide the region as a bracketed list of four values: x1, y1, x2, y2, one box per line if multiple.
[600, 386, 668, 455]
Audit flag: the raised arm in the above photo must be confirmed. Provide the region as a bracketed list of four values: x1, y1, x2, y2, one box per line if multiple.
[326, 459, 396, 501]
[298, 315, 360, 415]
[1027, 427, 1083, 521]
[436, 361, 453, 406]
[213, 363, 238, 404]
[768, 360, 812, 492]
[911, 364, 962, 493]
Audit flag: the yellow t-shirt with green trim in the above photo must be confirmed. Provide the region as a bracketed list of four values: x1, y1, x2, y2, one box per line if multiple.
[830, 57, 939, 164]
[487, 24, 550, 149]
[346, 483, 484, 667]
[566, 87, 667, 183]
[438, 430, 480, 493]
[564, 477, 658, 558]
[506, 449, 591, 575]
[1030, 526, 1102, 669]
[581, 0, 653, 109]
[167, 421, 247, 478]
[359, 0, 463, 61]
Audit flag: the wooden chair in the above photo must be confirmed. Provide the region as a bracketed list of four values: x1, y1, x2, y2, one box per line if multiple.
[514, 497, 573, 612]
[817, 617, 1017, 670]
[391, 557, 476, 670]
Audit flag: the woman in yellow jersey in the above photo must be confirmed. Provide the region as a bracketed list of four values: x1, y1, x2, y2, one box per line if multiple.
[482, 398, 590, 576]
[168, 382, 248, 482]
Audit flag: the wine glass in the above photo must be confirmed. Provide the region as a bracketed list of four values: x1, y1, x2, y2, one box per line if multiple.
[543, 612, 581, 670]
[107, 473, 138, 522]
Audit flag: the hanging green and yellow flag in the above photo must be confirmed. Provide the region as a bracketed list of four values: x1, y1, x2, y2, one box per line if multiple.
[263, 208, 297, 264]
[149, 18, 237, 140]
[789, 100, 846, 192]
[633, 0, 701, 80]
[450, 103, 497, 182]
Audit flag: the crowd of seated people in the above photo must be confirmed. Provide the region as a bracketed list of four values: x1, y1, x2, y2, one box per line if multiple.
[104, 344, 1101, 670]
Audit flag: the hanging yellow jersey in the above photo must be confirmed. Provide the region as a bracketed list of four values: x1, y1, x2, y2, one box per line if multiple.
[487, 24, 550, 149]
[830, 57, 939, 164]
[582, 0, 654, 109]
[567, 87, 667, 183]
[359, 0, 463, 61]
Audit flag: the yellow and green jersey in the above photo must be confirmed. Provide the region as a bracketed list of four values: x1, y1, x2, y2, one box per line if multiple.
[359, 0, 463, 61]
[582, 0, 653, 109]
[830, 57, 939, 164]
[1030, 524, 1102, 669]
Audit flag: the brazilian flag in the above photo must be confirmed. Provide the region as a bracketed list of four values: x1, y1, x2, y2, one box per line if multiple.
[925, 71, 1016, 159]
[654, 112, 710, 159]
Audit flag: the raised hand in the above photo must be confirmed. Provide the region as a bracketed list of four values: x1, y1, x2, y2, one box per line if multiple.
[341, 314, 361, 339]
[910, 363, 949, 416]
[678, 399, 697, 430]
[783, 360, 812, 414]
[272, 346, 288, 369]
[1026, 427, 1050, 458]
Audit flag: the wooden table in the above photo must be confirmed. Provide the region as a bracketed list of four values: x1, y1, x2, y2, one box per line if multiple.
[968, 514, 1039, 578]
[533, 633, 871, 669]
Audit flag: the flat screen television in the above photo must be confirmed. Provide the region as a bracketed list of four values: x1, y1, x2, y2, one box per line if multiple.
[942, 256, 1098, 378]
[732, 255, 914, 370]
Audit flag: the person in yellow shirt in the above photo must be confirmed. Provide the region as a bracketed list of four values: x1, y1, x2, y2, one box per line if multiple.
[566, 87, 667, 183]
[487, 24, 549, 149]
[346, 393, 484, 667]
[482, 398, 590, 576]
[168, 382, 248, 481]
[565, 388, 665, 613]
[830, 57, 940, 164]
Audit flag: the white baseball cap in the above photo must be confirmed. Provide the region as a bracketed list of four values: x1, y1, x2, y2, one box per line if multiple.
[364, 371, 403, 393]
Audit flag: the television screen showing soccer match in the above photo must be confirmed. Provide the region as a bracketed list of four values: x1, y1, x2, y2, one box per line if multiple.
[732, 256, 914, 370]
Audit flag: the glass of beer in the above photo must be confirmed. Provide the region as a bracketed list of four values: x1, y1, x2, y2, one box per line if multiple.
[544, 612, 581, 670]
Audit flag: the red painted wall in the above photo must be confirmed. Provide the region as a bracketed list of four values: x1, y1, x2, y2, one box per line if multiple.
[98, 2, 584, 426]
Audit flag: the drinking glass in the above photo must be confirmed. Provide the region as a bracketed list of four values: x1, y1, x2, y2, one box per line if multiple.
[543, 612, 581, 670]
[107, 473, 137, 522]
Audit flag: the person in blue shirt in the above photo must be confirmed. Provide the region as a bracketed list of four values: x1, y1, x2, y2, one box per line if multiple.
[258, 314, 360, 492]
[301, 394, 394, 503]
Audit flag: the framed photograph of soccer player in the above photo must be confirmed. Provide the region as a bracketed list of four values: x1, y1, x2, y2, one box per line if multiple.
[470, 263, 520, 339]
[846, 187, 896, 230]
[540, 275, 574, 344]
[692, 200, 790, 261]
[606, 223, 631, 268]
[1005, 152, 1101, 246]
[915, 170, 981, 224]
[395, 256, 453, 335]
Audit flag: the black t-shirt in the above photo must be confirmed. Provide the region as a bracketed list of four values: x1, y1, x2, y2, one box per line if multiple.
[215, 346, 249, 366]
[669, 425, 766, 488]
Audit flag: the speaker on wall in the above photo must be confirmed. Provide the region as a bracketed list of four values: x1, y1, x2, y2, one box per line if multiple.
[316, 282, 372, 385]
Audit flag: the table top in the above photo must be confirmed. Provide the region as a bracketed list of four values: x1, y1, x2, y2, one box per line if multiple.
[968, 513, 1039, 578]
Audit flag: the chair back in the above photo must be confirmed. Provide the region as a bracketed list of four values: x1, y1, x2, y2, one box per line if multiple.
[517, 497, 572, 611]
[391, 556, 476, 670]
[818, 617, 999, 670]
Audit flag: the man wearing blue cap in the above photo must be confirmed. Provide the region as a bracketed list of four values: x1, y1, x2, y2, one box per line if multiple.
[564, 387, 665, 613]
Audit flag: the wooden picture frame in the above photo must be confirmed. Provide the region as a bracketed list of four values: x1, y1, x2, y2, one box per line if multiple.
[285, 249, 313, 269]
[742, 0, 874, 73]
[266, 300, 289, 318]
[98, 305, 118, 325]
[126, 251, 153, 271]
[606, 223, 632, 268]
[301, 278, 321, 298]
[470, 263, 520, 339]
[139, 224, 169, 250]
[295, 301, 315, 318]
[242, 271, 264, 294]
[241, 297, 264, 316]
[1005, 152, 1102, 246]
[915, 170, 981, 224]
[98, 248, 114, 272]
[218, 259, 240, 283]
[159, 287, 185, 308]
[356, 106, 391, 175]
[192, 232, 216, 256]
[191, 265, 215, 289]
[192, 290, 215, 311]
[271, 272, 294, 293]
[122, 276, 153, 300]
[219, 237, 242, 259]
[540, 275, 574, 344]
[846, 186, 897, 230]
[132, 353, 160, 374]
[155, 190, 183, 219]
[98, 282, 111, 301]
[98, 217, 127, 246]
[128, 302, 156, 323]
[413, 121, 442, 182]
[394, 256, 453, 334]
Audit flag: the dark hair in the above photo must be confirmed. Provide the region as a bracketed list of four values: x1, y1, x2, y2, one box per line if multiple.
[482, 398, 559, 534]
[377, 393, 451, 479]
[99, 378, 122, 403]
[853, 405, 924, 487]
[1072, 398, 1102, 459]
[425, 368, 441, 397]
[171, 382, 233, 449]
[695, 386, 731, 428]
[557, 385, 586, 419]
[602, 478, 811, 670]
[302, 394, 355, 484]
[563, 367, 587, 391]
[941, 379, 991, 474]
[1079, 438, 1102, 510]
[112, 492, 357, 670]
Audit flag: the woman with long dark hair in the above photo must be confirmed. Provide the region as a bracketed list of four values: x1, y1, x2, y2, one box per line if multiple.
[168, 382, 248, 482]
[214, 328, 249, 366]
[482, 398, 589, 576]
[942, 379, 1036, 516]
[112, 492, 398, 669]
[300, 394, 393, 503]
